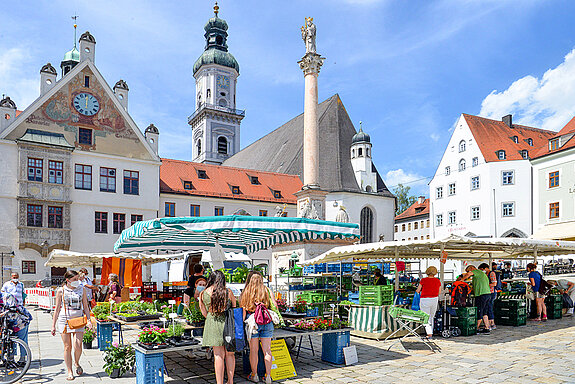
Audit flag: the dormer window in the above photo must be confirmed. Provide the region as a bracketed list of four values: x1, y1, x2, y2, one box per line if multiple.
[512, 136, 518, 143]
[183, 181, 193, 190]
[497, 150, 506, 160]
[249, 176, 260, 185]
[550, 138, 560, 151]
[527, 138, 533, 146]
[459, 140, 466, 152]
[197, 170, 208, 179]
[273, 190, 282, 199]
[521, 150, 529, 160]
[231, 185, 241, 195]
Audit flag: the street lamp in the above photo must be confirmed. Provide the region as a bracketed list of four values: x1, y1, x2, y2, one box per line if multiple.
[0, 251, 15, 286]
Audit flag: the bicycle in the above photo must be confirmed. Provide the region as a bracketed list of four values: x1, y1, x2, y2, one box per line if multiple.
[0, 306, 31, 384]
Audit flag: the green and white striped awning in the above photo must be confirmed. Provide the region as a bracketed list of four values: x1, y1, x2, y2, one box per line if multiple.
[114, 215, 359, 254]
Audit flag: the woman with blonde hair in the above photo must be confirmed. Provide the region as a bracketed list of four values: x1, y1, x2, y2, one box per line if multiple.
[240, 272, 276, 384]
[416, 266, 442, 338]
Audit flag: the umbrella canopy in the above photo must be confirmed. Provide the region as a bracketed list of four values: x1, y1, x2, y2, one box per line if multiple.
[301, 234, 575, 265]
[45, 249, 188, 268]
[114, 215, 359, 254]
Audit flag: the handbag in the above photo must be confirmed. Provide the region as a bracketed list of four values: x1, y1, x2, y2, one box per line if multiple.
[538, 273, 552, 296]
[63, 290, 87, 330]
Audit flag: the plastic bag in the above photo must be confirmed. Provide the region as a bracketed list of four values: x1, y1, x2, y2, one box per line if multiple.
[411, 292, 421, 311]
[563, 293, 574, 309]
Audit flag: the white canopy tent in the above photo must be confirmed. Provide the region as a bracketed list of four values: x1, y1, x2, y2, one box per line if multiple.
[45, 249, 189, 268]
[301, 235, 575, 289]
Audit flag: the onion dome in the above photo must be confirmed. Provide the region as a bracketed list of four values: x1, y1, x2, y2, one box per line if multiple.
[352, 127, 371, 144]
[62, 47, 80, 63]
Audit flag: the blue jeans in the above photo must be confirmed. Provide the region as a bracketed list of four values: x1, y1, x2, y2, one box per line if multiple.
[253, 322, 274, 339]
[12, 324, 28, 359]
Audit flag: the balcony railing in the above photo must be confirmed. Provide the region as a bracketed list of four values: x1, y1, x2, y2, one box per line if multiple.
[188, 103, 245, 123]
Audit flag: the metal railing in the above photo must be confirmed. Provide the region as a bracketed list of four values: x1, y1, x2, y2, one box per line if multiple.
[188, 103, 245, 123]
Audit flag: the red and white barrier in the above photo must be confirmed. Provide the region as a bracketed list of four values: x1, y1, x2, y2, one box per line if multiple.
[37, 288, 56, 311]
[24, 288, 39, 306]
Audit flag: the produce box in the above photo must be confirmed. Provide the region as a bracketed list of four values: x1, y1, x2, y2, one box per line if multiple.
[359, 285, 394, 294]
[453, 306, 477, 319]
[388, 307, 430, 324]
[455, 316, 477, 328]
[494, 299, 526, 310]
[545, 295, 562, 305]
[359, 296, 393, 306]
[495, 315, 526, 327]
[546, 301, 563, 311]
[495, 307, 526, 317]
[459, 323, 477, 336]
[546, 308, 562, 320]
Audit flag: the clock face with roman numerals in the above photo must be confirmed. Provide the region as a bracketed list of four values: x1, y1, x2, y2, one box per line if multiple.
[73, 92, 100, 116]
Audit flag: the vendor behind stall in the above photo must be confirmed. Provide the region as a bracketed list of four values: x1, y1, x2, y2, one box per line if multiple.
[373, 269, 387, 285]
[501, 262, 514, 280]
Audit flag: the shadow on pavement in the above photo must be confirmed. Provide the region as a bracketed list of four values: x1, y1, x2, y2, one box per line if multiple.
[36, 358, 62, 368]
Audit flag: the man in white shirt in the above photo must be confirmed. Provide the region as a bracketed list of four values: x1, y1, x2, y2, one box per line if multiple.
[1, 272, 25, 306]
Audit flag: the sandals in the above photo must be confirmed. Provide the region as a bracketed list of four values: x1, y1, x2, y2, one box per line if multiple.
[66, 374, 75, 381]
[75, 365, 83, 376]
[247, 373, 259, 382]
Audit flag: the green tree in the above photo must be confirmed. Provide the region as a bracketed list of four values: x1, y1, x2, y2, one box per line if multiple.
[393, 184, 417, 215]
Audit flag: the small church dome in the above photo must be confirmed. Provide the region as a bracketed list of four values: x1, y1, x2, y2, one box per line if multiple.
[145, 124, 159, 134]
[62, 47, 80, 63]
[352, 128, 370, 144]
[0, 96, 17, 109]
[204, 16, 228, 32]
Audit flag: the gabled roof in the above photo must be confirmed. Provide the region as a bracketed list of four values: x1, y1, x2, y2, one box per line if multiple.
[530, 115, 575, 160]
[463, 114, 555, 162]
[160, 158, 302, 204]
[223, 94, 393, 197]
[395, 198, 429, 222]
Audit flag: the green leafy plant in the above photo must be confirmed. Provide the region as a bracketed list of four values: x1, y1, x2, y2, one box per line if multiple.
[293, 300, 307, 314]
[83, 328, 96, 343]
[138, 326, 168, 344]
[167, 322, 185, 338]
[183, 301, 205, 323]
[232, 266, 249, 283]
[92, 302, 111, 321]
[103, 342, 135, 377]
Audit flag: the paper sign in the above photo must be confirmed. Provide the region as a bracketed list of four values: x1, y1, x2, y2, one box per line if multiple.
[168, 300, 176, 305]
[343, 346, 358, 365]
[440, 250, 447, 264]
[169, 313, 178, 319]
[270, 339, 297, 380]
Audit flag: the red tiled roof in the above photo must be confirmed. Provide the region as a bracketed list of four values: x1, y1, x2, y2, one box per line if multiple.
[16, 110, 22, 117]
[463, 114, 555, 162]
[160, 158, 302, 204]
[531, 116, 575, 159]
[395, 198, 429, 221]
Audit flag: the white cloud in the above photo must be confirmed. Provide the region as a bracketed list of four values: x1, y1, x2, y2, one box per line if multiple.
[480, 48, 575, 132]
[0, 47, 38, 109]
[430, 133, 440, 142]
[384, 168, 428, 190]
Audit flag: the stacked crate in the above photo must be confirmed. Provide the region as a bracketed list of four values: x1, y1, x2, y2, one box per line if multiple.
[359, 285, 394, 306]
[545, 295, 563, 319]
[453, 306, 477, 336]
[494, 299, 527, 326]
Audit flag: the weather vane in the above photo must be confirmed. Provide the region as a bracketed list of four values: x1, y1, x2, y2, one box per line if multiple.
[214, 1, 219, 16]
[71, 14, 79, 47]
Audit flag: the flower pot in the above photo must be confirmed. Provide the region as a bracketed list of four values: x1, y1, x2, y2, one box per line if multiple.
[82, 341, 93, 350]
[109, 368, 121, 379]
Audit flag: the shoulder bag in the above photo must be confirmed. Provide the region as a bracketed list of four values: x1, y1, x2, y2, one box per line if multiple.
[63, 289, 87, 330]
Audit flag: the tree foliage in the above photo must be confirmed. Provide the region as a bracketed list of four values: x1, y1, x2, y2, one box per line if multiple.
[393, 184, 417, 215]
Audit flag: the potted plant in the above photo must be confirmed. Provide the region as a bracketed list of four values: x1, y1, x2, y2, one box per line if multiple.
[184, 301, 205, 326]
[82, 328, 96, 349]
[276, 298, 288, 313]
[138, 325, 168, 349]
[103, 342, 135, 379]
[293, 300, 307, 314]
[167, 322, 185, 342]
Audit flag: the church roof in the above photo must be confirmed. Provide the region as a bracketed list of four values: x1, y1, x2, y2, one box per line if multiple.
[223, 94, 393, 197]
[160, 158, 302, 204]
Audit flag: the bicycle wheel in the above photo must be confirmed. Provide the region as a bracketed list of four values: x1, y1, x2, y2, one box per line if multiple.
[0, 338, 31, 384]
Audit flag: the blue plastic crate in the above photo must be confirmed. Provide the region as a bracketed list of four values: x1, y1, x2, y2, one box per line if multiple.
[306, 307, 319, 317]
[383, 263, 391, 274]
[348, 292, 359, 300]
[322, 331, 350, 364]
[136, 350, 164, 384]
[97, 322, 113, 351]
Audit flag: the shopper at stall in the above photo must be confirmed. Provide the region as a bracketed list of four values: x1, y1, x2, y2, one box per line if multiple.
[550, 279, 575, 315]
[107, 273, 122, 304]
[193, 277, 208, 301]
[373, 269, 387, 285]
[184, 264, 205, 307]
[51, 270, 93, 381]
[479, 263, 497, 330]
[501, 262, 514, 280]
[416, 266, 441, 338]
[461, 265, 492, 333]
[527, 263, 548, 321]
[198, 270, 236, 384]
[491, 262, 502, 292]
[240, 272, 277, 384]
[78, 268, 98, 307]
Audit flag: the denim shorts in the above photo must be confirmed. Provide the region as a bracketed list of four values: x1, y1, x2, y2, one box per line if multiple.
[254, 321, 274, 338]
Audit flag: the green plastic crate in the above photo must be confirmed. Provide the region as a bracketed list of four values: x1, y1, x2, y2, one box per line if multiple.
[459, 324, 477, 336]
[545, 295, 562, 305]
[494, 299, 526, 310]
[323, 293, 337, 302]
[297, 293, 311, 302]
[495, 307, 526, 317]
[455, 316, 477, 328]
[454, 307, 477, 318]
[359, 297, 393, 306]
[359, 285, 394, 294]
[546, 301, 563, 311]
[495, 315, 526, 326]
[546, 308, 562, 320]
[388, 307, 430, 324]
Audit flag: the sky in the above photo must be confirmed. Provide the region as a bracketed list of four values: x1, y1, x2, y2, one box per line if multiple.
[3, 0, 575, 197]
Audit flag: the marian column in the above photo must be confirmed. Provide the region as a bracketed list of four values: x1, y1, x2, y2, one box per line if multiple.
[296, 17, 328, 220]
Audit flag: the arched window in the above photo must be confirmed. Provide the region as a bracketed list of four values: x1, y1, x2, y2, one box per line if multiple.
[217, 137, 228, 155]
[358, 148, 363, 157]
[459, 159, 466, 171]
[459, 140, 466, 152]
[365, 185, 373, 192]
[366, 148, 370, 157]
[360, 207, 374, 244]
[351, 149, 355, 158]
[197, 139, 202, 155]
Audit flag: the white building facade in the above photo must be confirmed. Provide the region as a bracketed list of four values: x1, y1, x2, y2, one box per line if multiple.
[430, 114, 555, 240]
[394, 197, 430, 241]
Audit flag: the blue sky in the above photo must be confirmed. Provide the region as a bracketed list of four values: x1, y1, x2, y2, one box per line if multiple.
[3, 1, 575, 196]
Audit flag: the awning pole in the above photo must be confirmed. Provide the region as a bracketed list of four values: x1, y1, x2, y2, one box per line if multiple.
[439, 243, 445, 288]
[534, 247, 538, 270]
[394, 247, 400, 291]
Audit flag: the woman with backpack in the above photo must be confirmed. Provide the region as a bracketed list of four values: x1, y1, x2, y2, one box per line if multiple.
[527, 263, 548, 322]
[240, 272, 277, 384]
[198, 270, 237, 384]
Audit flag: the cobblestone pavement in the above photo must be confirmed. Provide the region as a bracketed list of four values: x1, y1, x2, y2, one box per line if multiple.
[23, 308, 575, 383]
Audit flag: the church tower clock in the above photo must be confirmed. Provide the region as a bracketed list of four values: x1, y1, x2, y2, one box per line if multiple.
[189, 3, 244, 164]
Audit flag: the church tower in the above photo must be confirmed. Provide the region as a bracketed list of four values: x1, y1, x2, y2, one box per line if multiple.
[60, 21, 80, 76]
[350, 123, 377, 192]
[189, 2, 244, 164]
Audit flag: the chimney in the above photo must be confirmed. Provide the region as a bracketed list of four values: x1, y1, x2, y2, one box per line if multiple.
[0, 96, 17, 134]
[502, 114, 512, 128]
[79, 31, 96, 62]
[417, 196, 425, 205]
[113, 80, 129, 111]
[40, 63, 57, 96]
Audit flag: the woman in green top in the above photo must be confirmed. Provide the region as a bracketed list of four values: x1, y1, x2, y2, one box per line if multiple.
[199, 270, 237, 384]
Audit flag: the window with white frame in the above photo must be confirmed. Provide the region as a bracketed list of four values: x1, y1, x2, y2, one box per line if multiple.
[502, 171, 514, 185]
[448, 211, 456, 224]
[459, 159, 466, 171]
[445, 166, 450, 176]
[448, 183, 456, 195]
[471, 176, 480, 190]
[472, 157, 478, 167]
[497, 150, 506, 160]
[502, 202, 515, 217]
[471, 206, 480, 220]
[436, 214, 443, 227]
[459, 140, 466, 152]
[436, 186, 443, 199]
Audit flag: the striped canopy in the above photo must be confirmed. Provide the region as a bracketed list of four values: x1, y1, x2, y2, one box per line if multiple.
[114, 215, 360, 254]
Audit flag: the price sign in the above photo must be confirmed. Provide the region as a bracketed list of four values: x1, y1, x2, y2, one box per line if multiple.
[270, 339, 297, 380]
[440, 250, 447, 264]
